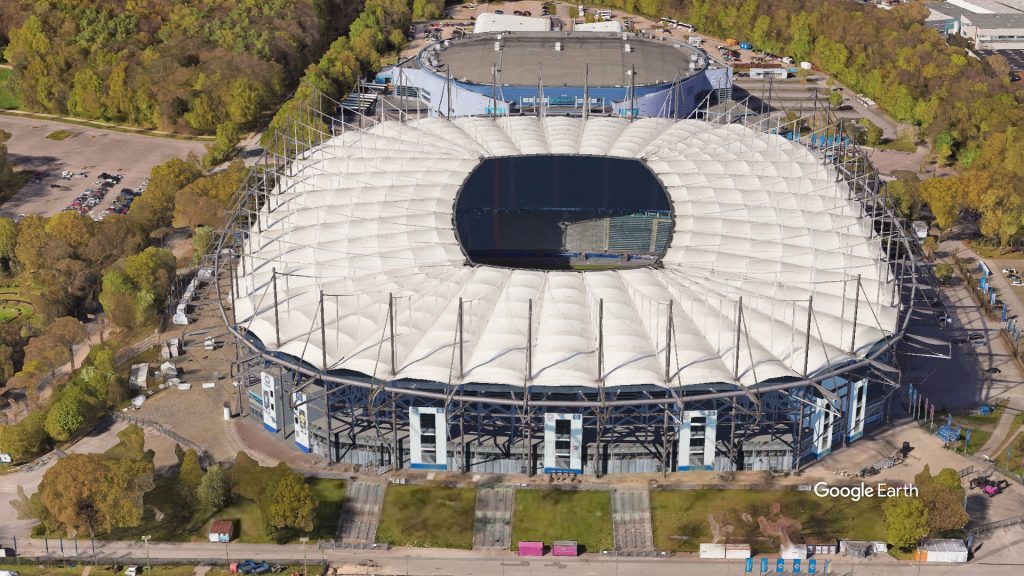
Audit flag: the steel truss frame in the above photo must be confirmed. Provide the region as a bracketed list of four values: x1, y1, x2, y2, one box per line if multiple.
[212, 87, 924, 475]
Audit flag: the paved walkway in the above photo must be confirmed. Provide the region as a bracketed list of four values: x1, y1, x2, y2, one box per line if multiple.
[5, 534, 1024, 576]
[472, 485, 514, 550]
[611, 487, 654, 551]
[336, 481, 385, 543]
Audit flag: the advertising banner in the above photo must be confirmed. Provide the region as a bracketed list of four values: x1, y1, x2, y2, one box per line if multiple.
[293, 391, 310, 452]
[543, 413, 583, 474]
[260, 372, 278, 432]
[409, 406, 448, 470]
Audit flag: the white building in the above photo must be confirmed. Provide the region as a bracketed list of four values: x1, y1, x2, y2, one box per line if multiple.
[930, 0, 1024, 48]
[574, 20, 624, 33]
[473, 13, 552, 34]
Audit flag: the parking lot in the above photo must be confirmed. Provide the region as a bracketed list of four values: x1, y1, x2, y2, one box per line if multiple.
[0, 114, 206, 218]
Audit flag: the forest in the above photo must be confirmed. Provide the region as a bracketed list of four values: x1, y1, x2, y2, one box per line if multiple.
[0, 0, 365, 134]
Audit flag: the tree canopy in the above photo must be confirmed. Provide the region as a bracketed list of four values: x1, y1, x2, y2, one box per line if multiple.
[38, 424, 155, 536]
[0, 1, 363, 134]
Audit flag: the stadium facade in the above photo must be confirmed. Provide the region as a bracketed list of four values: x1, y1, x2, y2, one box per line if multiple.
[376, 32, 731, 118]
[214, 96, 920, 477]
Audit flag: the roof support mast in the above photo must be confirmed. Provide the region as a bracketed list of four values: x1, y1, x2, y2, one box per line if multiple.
[389, 293, 396, 376]
[664, 300, 673, 382]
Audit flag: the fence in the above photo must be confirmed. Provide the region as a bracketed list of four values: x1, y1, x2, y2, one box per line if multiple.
[316, 540, 389, 551]
[966, 514, 1024, 537]
[113, 332, 160, 367]
[109, 412, 208, 462]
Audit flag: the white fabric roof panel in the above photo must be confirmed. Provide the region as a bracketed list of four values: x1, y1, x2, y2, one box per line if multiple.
[235, 117, 898, 390]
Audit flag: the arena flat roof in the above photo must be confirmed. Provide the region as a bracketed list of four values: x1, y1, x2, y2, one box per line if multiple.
[430, 32, 704, 87]
[233, 117, 898, 391]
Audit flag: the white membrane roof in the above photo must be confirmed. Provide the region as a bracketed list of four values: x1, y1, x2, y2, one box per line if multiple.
[234, 117, 898, 390]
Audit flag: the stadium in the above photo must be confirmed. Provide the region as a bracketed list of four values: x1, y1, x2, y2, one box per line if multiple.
[214, 97, 921, 476]
[378, 31, 732, 118]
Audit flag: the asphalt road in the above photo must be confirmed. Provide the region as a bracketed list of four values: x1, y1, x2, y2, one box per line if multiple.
[4, 540, 1024, 576]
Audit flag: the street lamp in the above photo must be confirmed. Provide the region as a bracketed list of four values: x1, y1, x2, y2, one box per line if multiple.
[141, 536, 151, 570]
[299, 537, 309, 576]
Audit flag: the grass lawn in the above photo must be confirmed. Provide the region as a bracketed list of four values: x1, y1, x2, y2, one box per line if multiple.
[995, 412, 1024, 475]
[0, 564, 206, 576]
[512, 490, 612, 552]
[650, 489, 885, 554]
[0, 68, 18, 109]
[875, 137, 917, 152]
[45, 130, 74, 141]
[963, 429, 991, 455]
[216, 497, 271, 543]
[58, 474, 344, 544]
[376, 484, 476, 549]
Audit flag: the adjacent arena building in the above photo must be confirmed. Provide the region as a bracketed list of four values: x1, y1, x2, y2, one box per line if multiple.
[379, 32, 731, 118]
[216, 106, 919, 475]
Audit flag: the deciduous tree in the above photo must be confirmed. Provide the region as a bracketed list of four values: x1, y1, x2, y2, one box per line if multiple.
[883, 496, 929, 550]
[263, 471, 316, 532]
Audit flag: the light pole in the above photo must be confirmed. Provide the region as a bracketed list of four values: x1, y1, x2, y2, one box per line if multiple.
[299, 537, 309, 576]
[141, 536, 151, 571]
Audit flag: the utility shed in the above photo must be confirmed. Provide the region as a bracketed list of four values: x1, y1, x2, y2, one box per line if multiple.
[914, 539, 968, 563]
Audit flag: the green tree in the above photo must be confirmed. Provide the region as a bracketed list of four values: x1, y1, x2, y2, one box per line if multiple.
[883, 496, 929, 550]
[914, 466, 969, 534]
[935, 262, 954, 284]
[203, 122, 241, 168]
[0, 411, 49, 462]
[860, 119, 884, 147]
[921, 237, 937, 260]
[191, 226, 214, 264]
[0, 217, 18, 271]
[198, 464, 229, 511]
[129, 157, 202, 234]
[45, 387, 90, 442]
[178, 448, 204, 507]
[98, 246, 176, 329]
[829, 90, 843, 108]
[229, 451, 262, 500]
[263, 472, 316, 532]
[227, 78, 265, 125]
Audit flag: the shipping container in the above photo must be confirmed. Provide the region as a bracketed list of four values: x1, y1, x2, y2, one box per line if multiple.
[518, 541, 544, 556]
[552, 541, 578, 556]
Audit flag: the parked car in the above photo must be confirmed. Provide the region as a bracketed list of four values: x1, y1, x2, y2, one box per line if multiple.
[984, 367, 1001, 374]
[125, 566, 140, 576]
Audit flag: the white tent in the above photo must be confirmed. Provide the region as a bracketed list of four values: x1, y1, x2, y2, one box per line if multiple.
[234, 117, 897, 390]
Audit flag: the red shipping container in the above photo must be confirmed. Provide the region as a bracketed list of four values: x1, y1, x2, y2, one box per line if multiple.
[552, 541, 578, 556]
[518, 541, 545, 556]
